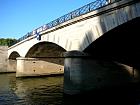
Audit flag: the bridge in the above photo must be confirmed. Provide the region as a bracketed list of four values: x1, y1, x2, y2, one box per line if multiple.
[8, 0, 140, 94]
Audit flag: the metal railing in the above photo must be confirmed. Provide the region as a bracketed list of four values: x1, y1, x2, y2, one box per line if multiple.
[10, 0, 119, 47]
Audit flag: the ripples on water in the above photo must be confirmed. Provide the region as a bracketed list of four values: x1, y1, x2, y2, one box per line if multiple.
[0, 73, 64, 105]
[0, 73, 140, 105]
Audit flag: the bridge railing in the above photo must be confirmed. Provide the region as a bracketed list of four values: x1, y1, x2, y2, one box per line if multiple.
[10, 0, 121, 47]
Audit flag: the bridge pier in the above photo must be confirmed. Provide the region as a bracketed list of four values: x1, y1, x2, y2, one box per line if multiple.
[64, 51, 137, 95]
[16, 57, 64, 77]
[7, 59, 16, 72]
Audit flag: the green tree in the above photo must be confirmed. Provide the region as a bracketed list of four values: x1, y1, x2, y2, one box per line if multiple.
[0, 38, 17, 46]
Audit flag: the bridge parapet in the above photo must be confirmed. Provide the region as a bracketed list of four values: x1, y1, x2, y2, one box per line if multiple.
[8, 0, 140, 58]
[9, 0, 122, 47]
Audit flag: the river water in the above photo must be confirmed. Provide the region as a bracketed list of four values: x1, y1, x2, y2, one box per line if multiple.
[0, 73, 140, 105]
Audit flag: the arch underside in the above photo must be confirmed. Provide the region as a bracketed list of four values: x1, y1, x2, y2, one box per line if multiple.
[25, 42, 66, 65]
[84, 17, 140, 69]
[25, 42, 66, 58]
[9, 51, 20, 60]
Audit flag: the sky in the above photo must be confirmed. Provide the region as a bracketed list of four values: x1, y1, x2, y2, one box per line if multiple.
[0, 0, 95, 39]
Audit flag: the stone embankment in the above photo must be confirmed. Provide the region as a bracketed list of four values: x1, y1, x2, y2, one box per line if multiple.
[0, 46, 15, 73]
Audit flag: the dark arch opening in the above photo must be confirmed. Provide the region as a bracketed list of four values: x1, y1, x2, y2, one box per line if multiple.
[25, 42, 66, 66]
[25, 42, 66, 58]
[9, 51, 20, 60]
[84, 17, 140, 69]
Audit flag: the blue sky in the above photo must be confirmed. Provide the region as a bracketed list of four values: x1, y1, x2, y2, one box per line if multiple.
[0, 0, 95, 39]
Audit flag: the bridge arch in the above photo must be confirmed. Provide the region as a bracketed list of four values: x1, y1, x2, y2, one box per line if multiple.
[25, 41, 67, 58]
[8, 0, 140, 57]
[84, 17, 140, 68]
[9, 51, 20, 60]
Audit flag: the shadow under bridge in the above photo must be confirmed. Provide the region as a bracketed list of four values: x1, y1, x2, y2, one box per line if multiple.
[84, 17, 140, 70]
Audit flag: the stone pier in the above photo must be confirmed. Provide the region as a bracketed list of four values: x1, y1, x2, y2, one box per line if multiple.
[64, 51, 137, 95]
[16, 57, 64, 77]
[7, 59, 17, 72]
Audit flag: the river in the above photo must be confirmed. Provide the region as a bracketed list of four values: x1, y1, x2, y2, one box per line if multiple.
[0, 73, 140, 105]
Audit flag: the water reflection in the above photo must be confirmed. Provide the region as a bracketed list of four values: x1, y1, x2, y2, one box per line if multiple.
[0, 73, 64, 105]
[0, 73, 18, 105]
[0, 73, 140, 105]
[14, 75, 64, 105]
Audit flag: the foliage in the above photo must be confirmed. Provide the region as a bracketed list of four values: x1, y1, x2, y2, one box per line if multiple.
[0, 38, 17, 47]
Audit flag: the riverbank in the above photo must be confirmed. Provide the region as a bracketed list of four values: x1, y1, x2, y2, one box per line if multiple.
[0, 46, 16, 73]
[0, 46, 8, 72]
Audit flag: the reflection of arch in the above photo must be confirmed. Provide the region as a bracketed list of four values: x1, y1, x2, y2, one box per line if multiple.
[9, 51, 20, 60]
[25, 41, 66, 58]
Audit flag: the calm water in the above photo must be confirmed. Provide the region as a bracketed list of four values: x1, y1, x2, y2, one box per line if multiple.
[0, 73, 140, 105]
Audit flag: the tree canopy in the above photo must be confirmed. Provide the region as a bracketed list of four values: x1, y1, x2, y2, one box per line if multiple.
[0, 38, 17, 47]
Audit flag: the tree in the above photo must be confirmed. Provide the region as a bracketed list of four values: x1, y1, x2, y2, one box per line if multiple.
[0, 38, 17, 47]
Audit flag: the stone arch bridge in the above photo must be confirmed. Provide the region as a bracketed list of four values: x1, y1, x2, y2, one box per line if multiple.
[8, 0, 140, 94]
